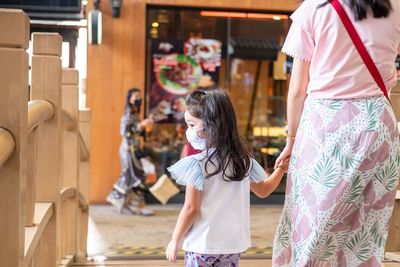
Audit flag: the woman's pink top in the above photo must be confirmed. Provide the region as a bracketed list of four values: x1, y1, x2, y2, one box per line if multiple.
[282, 0, 400, 99]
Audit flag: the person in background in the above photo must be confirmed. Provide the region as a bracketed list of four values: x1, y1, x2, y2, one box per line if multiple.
[107, 88, 154, 216]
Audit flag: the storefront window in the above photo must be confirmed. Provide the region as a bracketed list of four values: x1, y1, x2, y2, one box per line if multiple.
[145, 6, 291, 174]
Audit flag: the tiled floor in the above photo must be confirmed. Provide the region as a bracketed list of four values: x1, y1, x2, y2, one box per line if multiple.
[74, 259, 400, 266]
[87, 204, 283, 258]
[74, 259, 273, 266]
[85, 204, 400, 266]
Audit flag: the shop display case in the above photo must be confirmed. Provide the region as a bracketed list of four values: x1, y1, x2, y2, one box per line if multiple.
[144, 6, 292, 200]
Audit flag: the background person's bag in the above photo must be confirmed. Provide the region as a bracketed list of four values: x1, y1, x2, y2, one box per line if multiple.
[140, 157, 157, 184]
[149, 174, 180, 205]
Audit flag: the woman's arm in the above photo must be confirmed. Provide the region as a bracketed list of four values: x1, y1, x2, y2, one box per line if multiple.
[250, 166, 286, 198]
[120, 112, 130, 137]
[274, 58, 310, 169]
[166, 185, 201, 263]
[286, 58, 310, 138]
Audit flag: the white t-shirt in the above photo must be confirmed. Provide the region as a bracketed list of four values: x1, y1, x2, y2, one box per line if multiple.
[168, 153, 266, 254]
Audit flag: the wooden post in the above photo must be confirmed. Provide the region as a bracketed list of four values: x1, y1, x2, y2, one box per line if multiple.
[393, 82, 400, 193]
[31, 32, 63, 266]
[77, 108, 91, 262]
[391, 82, 400, 121]
[385, 81, 400, 260]
[25, 128, 38, 227]
[61, 68, 80, 259]
[0, 8, 29, 267]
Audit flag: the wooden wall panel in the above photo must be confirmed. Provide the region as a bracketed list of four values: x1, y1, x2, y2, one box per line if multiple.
[87, 0, 146, 203]
[87, 0, 297, 203]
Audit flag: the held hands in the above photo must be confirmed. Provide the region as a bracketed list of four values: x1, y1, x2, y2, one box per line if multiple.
[276, 157, 290, 173]
[274, 138, 295, 170]
[166, 239, 181, 263]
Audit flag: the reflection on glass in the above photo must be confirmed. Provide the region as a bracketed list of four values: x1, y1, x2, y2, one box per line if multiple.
[146, 7, 291, 175]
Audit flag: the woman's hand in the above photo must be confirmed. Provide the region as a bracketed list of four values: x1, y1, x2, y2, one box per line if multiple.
[140, 118, 154, 132]
[277, 157, 290, 173]
[274, 139, 295, 169]
[166, 239, 180, 263]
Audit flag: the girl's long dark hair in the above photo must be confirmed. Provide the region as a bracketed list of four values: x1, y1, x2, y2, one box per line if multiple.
[186, 89, 252, 181]
[125, 88, 140, 114]
[319, 0, 392, 20]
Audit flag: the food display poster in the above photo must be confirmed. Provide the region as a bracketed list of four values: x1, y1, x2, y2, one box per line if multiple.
[148, 38, 222, 123]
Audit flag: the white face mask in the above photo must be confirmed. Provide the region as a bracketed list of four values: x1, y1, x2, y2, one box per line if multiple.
[186, 127, 206, 151]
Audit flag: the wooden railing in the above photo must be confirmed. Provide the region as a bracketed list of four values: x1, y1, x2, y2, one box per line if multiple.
[0, 9, 91, 267]
[0, 128, 15, 167]
[385, 82, 400, 262]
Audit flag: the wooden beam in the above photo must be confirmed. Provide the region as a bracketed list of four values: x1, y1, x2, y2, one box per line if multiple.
[26, 99, 55, 226]
[145, 0, 299, 11]
[27, 100, 55, 133]
[26, 129, 38, 227]
[386, 252, 400, 262]
[32, 32, 62, 57]
[391, 92, 400, 122]
[60, 254, 75, 266]
[0, 9, 29, 267]
[77, 108, 91, 261]
[24, 202, 53, 264]
[60, 187, 77, 202]
[63, 110, 77, 131]
[0, 127, 15, 167]
[61, 68, 80, 259]
[79, 133, 90, 161]
[31, 32, 63, 266]
[0, 8, 29, 49]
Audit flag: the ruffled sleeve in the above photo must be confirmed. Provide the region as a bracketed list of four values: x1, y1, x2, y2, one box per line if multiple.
[167, 155, 204, 191]
[282, 1, 315, 62]
[249, 158, 266, 183]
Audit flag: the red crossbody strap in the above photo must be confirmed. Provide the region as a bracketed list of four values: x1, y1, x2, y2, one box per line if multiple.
[330, 0, 391, 102]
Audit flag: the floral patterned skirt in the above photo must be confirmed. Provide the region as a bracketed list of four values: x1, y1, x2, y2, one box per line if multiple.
[272, 96, 400, 266]
[184, 252, 240, 267]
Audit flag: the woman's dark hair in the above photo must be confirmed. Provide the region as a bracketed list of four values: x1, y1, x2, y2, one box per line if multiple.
[125, 88, 141, 113]
[318, 0, 392, 20]
[186, 89, 252, 181]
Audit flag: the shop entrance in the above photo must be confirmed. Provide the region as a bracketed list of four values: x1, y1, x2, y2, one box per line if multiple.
[87, 6, 292, 263]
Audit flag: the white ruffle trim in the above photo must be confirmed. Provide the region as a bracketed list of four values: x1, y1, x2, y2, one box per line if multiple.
[281, 49, 312, 62]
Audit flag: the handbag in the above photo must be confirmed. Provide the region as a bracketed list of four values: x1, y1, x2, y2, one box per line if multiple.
[149, 174, 180, 205]
[330, 0, 391, 103]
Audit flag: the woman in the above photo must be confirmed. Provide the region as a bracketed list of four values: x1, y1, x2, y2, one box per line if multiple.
[107, 88, 154, 216]
[273, 0, 400, 266]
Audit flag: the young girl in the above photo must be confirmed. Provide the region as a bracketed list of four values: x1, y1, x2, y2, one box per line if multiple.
[165, 89, 289, 266]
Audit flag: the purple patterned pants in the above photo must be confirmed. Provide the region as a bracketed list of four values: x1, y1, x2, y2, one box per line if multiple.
[184, 252, 240, 267]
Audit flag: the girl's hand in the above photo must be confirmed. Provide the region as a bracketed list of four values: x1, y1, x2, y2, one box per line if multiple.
[166, 239, 180, 263]
[277, 157, 290, 173]
[274, 139, 295, 169]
